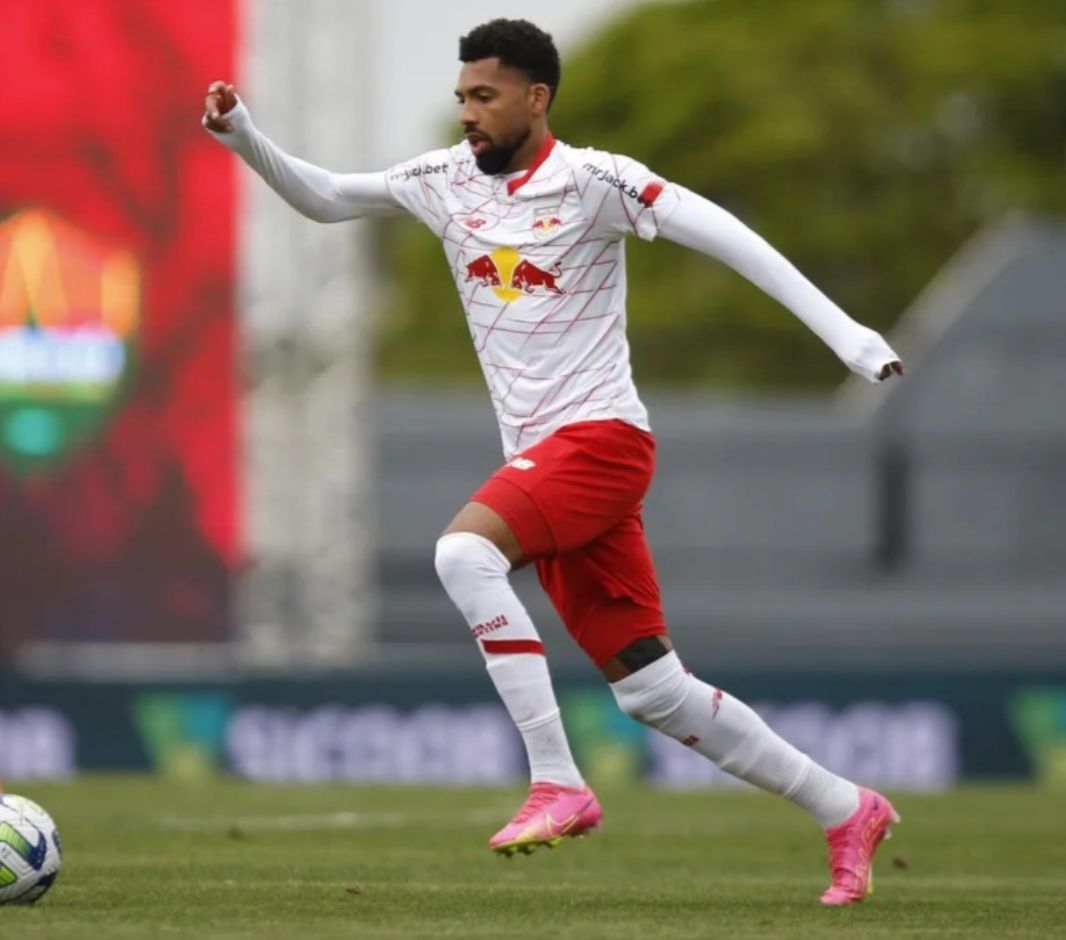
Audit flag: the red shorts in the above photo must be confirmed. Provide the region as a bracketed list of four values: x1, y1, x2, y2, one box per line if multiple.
[470, 419, 667, 666]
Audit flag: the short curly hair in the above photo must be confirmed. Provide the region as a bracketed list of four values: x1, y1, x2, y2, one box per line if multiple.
[459, 19, 561, 107]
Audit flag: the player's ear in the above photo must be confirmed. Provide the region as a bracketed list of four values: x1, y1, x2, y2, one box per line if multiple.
[529, 83, 551, 117]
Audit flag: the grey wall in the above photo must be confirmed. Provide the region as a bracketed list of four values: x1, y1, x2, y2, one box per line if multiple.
[371, 219, 1066, 672]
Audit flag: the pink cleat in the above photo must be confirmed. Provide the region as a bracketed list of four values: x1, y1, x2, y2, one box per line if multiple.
[489, 782, 602, 857]
[821, 787, 901, 906]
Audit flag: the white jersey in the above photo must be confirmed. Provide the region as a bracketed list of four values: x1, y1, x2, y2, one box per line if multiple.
[384, 138, 680, 458]
[207, 100, 901, 457]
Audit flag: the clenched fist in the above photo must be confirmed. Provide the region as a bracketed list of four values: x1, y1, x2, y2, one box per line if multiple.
[203, 80, 238, 132]
[878, 361, 904, 381]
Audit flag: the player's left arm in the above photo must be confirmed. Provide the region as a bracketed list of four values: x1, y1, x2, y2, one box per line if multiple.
[657, 187, 903, 383]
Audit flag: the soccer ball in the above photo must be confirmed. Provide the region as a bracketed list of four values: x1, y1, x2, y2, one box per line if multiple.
[0, 794, 62, 905]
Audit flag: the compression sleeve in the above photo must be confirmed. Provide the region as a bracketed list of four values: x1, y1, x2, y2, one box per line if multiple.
[658, 186, 900, 383]
[203, 98, 403, 222]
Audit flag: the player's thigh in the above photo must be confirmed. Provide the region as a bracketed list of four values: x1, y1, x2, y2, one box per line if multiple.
[536, 510, 667, 667]
[442, 501, 524, 566]
[472, 420, 656, 562]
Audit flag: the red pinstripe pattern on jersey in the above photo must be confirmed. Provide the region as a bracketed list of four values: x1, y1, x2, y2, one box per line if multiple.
[390, 139, 673, 458]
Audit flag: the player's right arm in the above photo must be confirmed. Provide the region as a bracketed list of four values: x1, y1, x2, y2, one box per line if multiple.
[201, 80, 402, 222]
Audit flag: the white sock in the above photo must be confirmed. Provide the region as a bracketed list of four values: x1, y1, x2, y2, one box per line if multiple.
[435, 532, 583, 790]
[611, 652, 859, 828]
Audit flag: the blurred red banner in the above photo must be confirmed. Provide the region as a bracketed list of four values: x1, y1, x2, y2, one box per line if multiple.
[0, 0, 239, 650]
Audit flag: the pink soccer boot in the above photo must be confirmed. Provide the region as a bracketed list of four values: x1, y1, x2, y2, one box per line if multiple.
[489, 782, 602, 856]
[821, 787, 901, 905]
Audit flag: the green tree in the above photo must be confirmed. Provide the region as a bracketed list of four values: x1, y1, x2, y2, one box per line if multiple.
[378, 0, 1066, 390]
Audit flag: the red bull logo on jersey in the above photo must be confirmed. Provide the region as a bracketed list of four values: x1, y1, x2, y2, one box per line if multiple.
[464, 247, 564, 303]
[531, 208, 563, 240]
[0, 209, 140, 471]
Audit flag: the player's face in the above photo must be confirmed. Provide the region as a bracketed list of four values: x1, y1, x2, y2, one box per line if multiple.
[455, 58, 546, 175]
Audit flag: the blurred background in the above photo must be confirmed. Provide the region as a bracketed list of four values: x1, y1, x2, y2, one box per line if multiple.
[0, 0, 1063, 791]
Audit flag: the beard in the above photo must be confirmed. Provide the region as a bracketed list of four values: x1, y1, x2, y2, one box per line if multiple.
[472, 128, 530, 175]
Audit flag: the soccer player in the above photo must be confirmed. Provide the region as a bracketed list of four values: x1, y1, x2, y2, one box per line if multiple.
[204, 18, 905, 905]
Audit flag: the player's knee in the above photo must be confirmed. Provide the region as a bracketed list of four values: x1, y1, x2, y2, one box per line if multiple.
[610, 652, 689, 726]
[434, 534, 471, 595]
[434, 531, 508, 597]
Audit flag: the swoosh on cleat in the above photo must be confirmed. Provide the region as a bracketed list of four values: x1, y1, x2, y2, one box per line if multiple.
[544, 811, 580, 837]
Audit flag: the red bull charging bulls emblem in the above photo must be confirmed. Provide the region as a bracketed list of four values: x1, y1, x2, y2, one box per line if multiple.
[531, 207, 563, 239]
[464, 247, 564, 303]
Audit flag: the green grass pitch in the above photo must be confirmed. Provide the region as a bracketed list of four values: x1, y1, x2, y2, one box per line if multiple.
[2, 778, 1063, 938]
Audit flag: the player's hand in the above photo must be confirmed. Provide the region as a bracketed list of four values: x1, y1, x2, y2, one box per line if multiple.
[878, 360, 904, 381]
[203, 81, 238, 132]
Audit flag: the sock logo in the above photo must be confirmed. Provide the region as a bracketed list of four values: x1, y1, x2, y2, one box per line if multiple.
[711, 688, 723, 719]
[471, 614, 509, 639]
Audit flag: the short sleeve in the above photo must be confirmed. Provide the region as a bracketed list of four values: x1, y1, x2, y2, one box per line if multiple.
[383, 148, 454, 235]
[573, 150, 681, 241]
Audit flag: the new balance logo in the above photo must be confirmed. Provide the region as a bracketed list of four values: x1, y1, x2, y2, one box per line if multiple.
[680, 735, 700, 748]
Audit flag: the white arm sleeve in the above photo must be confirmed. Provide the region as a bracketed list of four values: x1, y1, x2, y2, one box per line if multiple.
[203, 98, 403, 222]
[658, 186, 900, 382]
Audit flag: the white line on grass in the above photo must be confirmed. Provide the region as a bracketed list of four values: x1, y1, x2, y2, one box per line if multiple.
[158, 807, 507, 832]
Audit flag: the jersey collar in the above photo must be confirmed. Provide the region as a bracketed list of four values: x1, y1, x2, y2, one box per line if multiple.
[506, 132, 556, 195]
